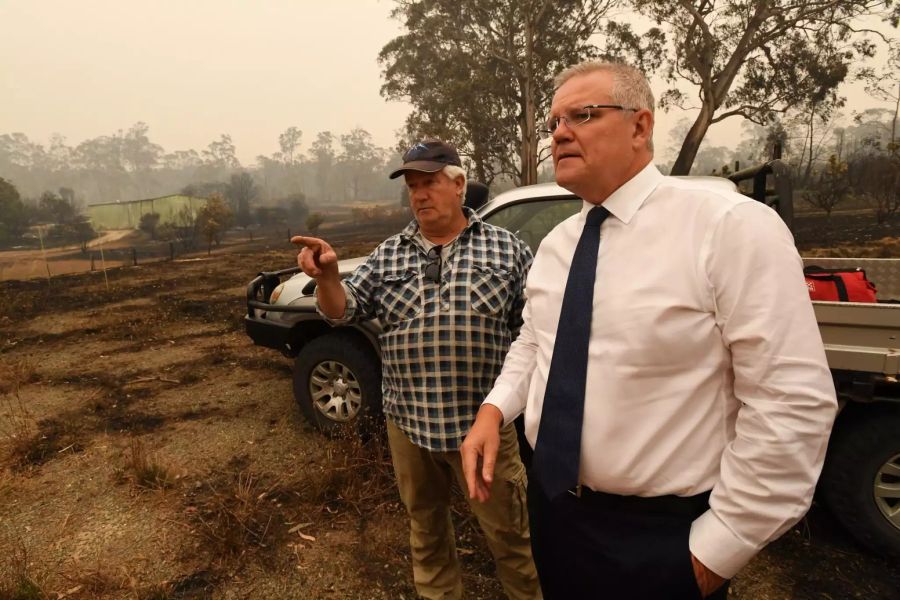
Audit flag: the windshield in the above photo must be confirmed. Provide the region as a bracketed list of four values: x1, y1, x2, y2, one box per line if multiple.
[482, 198, 582, 251]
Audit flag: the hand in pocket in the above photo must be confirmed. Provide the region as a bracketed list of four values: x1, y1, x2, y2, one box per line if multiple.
[690, 554, 726, 598]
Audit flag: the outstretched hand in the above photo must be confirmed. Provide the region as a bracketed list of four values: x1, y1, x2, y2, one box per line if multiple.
[291, 235, 339, 280]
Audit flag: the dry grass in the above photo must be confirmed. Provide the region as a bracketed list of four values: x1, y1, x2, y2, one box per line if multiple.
[114, 438, 175, 490]
[183, 430, 397, 576]
[0, 359, 87, 472]
[0, 360, 39, 396]
[312, 428, 397, 515]
[59, 564, 123, 598]
[0, 537, 48, 600]
[135, 586, 172, 600]
[189, 470, 290, 560]
[804, 235, 900, 258]
[0, 389, 36, 459]
[5, 417, 84, 472]
[0, 360, 40, 464]
[56, 559, 186, 599]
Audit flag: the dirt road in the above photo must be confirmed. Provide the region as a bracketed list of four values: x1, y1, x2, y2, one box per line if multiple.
[1, 238, 898, 599]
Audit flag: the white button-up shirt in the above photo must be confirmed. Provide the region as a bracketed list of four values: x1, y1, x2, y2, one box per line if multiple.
[485, 163, 837, 578]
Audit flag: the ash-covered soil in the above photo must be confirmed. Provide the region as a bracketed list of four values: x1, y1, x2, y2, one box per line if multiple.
[0, 234, 897, 599]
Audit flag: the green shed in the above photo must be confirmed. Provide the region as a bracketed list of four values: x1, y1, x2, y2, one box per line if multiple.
[87, 195, 208, 230]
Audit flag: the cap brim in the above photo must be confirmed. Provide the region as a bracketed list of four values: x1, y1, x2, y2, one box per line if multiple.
[388, 160, 449, 179]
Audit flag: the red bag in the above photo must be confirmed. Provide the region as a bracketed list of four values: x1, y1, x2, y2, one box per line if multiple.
[804, 266, 877, 302]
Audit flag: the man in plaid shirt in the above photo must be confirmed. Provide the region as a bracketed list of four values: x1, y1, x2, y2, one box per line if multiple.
[293, 140, 539, 600]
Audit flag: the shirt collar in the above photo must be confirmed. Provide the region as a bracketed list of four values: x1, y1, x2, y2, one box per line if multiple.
[400, 206, 482, 245]
[578, 162, 664, 225]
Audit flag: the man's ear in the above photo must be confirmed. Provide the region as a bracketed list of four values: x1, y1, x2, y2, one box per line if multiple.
[633, 109, 654, 150]
[455, 175, 466, 200]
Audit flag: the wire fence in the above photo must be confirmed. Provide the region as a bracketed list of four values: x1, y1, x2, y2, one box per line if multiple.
[0, 215, 414, 283]
[1, 233, 243, 282]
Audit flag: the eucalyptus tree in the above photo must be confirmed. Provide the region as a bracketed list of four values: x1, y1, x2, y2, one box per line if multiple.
[618, 0, 895, 174]
[380, 0, 619, 186]
[339, 128, 381, 202]
[278, 127, 303, 166]
[227, 171, 259, 227]
[308, 131, 336, 204]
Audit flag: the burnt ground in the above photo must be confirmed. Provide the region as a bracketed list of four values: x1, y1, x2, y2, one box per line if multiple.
[0, 224, 899, 599]
[793, 212, 900, 256]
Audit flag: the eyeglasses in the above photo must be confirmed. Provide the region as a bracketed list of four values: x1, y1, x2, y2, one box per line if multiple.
[538, 104, 639, 139]
[423, 245, 443, 283]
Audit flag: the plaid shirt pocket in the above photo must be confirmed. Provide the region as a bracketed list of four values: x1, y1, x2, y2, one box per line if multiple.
[470, 265, 512, 317]
[379, 270, 421, 325]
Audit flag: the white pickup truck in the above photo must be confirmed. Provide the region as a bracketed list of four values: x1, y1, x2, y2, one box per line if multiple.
[245, 161, 900, 558]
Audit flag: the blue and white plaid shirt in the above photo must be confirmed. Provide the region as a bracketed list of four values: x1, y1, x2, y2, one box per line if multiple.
[324, 208, 533, 451]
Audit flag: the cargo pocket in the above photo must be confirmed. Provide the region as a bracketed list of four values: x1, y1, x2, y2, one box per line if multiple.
[506, 464, 529, 534]
[379, 270, 420, 325]
[497, 424, 529, 534]
[470, 265, 511, 317]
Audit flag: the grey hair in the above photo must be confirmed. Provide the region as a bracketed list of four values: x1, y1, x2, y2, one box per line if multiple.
[554, 61, 655, 152]
[442, 164, 468, 203]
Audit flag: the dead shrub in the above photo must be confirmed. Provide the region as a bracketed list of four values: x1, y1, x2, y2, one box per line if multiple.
[0, 361, 42, 469]
[305, 427, 397, 516]
[4, 414, 84, 471]
[0, 537, 47, 600]
[0, 577, 45, 600]
[180, 430, 396, 572]
[188, 470, 294, 559]
[0, 389, 36, 459]
[0, 360, 39, 395]
[117, 437, 175, 490]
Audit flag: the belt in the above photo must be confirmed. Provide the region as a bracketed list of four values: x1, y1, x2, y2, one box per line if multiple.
[567, 484, 712, 518]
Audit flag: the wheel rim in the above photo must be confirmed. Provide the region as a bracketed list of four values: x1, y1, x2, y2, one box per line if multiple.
[308, 360, 363, 423]
[874, 451, 900, 531]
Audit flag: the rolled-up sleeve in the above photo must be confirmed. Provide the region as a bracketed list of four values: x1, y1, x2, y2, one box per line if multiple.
[315, 249, 381, 326]
[689, 201, 838, 578]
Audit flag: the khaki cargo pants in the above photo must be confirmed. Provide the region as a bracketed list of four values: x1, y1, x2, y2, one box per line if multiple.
[386, 419, 541, 600]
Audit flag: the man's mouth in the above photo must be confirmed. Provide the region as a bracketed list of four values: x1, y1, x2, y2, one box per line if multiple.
[556, 151, 581, 161]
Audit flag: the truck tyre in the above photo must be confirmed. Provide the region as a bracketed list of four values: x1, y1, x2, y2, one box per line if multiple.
[292, 332, 382, 437]
[820, 407, 900, 557]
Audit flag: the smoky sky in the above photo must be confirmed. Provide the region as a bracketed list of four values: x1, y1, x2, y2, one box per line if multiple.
[1, 0, 413, 164]
[1, 1, 894, 166]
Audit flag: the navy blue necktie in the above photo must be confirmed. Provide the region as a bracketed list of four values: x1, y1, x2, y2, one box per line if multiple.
[533, 205, 610, 499]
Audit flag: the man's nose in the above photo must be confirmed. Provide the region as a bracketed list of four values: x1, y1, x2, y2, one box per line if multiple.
[552, 118, 575, 143]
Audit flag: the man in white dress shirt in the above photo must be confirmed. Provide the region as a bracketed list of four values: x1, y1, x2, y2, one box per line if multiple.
[461, 61, 837, 599]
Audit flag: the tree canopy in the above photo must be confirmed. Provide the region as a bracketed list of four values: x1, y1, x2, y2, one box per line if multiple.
[380, 0, 617, 186]
[0, 177, 28, 245]
[617, 0, 895, 174]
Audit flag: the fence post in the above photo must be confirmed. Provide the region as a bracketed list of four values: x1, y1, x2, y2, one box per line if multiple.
[169, 241, 175, 261]
[287, 228, 291, 242]
[91, 253, 95, 271]
[132, 247, 137, 266]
